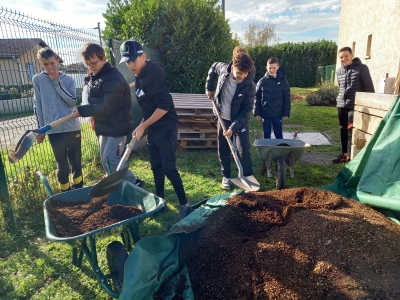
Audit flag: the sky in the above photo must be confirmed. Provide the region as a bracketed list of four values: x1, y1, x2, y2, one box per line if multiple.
[0, 0, 341, 43]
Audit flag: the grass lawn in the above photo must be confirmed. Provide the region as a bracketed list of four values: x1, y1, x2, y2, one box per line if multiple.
[0, 88, 344, 299]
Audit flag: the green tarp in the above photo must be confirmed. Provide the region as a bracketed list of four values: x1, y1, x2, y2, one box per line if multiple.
[322, 95, 400, 224]
[119, 192, 235, 300]
[120, 95, 400, 298]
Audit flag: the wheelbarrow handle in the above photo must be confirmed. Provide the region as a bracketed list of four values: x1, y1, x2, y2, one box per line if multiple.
[35, 170, 54, 196]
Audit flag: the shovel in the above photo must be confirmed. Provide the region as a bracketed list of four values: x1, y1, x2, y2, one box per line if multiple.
[89, 134, 139, 197]
[210, 98, 260, 192]
[8, 113, 75, 163]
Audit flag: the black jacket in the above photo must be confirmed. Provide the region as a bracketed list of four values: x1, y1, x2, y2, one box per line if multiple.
[254, 67, 290, 118]
[336, 57, 375, 108]
[77, 62, 134, 137]
[135, 60, 178, 129]
[206, 61, 256, 133]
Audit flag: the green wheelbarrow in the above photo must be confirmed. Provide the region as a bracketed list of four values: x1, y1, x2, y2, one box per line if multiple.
[37, 171, 165, 299]
[253, 138, 311, 190]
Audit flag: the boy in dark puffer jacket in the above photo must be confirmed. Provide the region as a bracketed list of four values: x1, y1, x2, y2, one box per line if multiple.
[254, 57, 290, 139]
[333, 46, 374, 163]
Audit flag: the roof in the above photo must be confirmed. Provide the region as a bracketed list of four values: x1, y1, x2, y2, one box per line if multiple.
[0, 38, 49, 57]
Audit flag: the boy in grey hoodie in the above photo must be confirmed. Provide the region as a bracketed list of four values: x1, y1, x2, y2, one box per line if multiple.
[33, 47, 83, 192]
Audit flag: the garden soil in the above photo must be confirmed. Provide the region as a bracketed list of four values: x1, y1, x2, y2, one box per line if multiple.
[180, 187, 400, 300]
[47, 195, 142, 237]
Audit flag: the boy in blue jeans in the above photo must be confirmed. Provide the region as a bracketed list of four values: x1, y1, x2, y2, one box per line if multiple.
[254, 57, 290, 138]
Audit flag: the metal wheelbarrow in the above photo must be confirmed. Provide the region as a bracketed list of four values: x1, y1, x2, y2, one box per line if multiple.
[253, 138, 311, 189]
[37, 172, 165, 299]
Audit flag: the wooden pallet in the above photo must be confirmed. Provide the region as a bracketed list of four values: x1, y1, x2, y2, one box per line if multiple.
[171, 93, 214, 117]
[177, 122, 217, 140]
[179, 140, 217, 149]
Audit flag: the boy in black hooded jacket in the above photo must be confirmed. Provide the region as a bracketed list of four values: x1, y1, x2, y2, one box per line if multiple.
[120, 40, 192, 220]
[205, 47, 256, 189]
[254, 57, 291, 139]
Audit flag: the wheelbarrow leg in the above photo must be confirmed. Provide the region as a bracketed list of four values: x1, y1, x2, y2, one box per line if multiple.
[267, 151, 273, 178]
[290, 151, 295, 178]
[129, 221, 141, 244]
[72, 247, 84, 267]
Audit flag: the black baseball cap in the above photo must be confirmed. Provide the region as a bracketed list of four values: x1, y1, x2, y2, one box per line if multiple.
[119, 40, 144, 64]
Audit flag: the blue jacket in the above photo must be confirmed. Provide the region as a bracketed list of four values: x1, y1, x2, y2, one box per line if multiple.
[254, 67, 291, 118]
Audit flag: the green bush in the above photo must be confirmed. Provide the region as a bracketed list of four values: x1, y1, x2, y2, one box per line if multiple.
[306, 82, 338, 106]
[247, 40, 337, 87]
[0, 84, 34, 100]
[103, 0, 235, 93]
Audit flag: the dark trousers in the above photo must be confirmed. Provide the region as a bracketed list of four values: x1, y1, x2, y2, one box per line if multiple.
[218, 119, 253, 178]
[337, 108, 354, 154]
[48, 130, 83, 191]
[262, 116, 283, 139]
[147, 124, 187, 204]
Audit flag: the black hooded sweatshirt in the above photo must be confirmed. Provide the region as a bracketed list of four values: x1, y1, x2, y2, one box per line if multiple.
[206, 61, 256, 133]
[336, 57, 375, 109]
[254, 67, 290, 118]
[134, 60, 178, 129]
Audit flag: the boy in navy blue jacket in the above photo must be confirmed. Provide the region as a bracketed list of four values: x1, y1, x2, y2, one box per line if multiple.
[254, 57, 290, 139]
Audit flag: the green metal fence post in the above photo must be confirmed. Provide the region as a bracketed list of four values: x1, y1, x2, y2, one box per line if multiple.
[108, 38, 115, 67]
[0, 157, 15, 233]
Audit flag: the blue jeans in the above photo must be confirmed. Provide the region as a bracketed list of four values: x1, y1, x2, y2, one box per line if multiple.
[262, 117, 283, 139]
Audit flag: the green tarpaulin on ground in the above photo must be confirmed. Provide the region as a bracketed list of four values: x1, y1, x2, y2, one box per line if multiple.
[119, 192, 235, 300]
[322, 95, 400, 224]
[120, 95, 400, 298]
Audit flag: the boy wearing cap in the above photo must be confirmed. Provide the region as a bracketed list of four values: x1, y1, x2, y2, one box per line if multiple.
[72, 42, 144, 187]
[120, 40, 192, 219]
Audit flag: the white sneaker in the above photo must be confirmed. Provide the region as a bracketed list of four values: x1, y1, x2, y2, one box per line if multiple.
[221, 177, 231, 189]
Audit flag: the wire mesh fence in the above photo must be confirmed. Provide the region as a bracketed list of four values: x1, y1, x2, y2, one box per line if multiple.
[0, 7, 102, 216]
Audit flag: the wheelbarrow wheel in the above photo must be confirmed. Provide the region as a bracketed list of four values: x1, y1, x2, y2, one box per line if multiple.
[106, 241, 128, 293]
[275, 157, 286, 190]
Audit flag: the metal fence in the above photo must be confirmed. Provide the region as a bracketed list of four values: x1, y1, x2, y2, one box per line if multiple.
[0, 7, 102, 217]
[316, 64, 336, 85]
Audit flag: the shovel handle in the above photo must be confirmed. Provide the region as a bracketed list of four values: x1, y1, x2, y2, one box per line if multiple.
[115, 119, 144, 171]
[210, 98, 245, 177]
[116, 136, 137, 171]
[36, 114, 75, 134]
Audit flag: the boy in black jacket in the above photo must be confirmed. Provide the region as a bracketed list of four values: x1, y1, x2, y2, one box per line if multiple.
[120, 40, 192, 219]
[254, 57, 290, 139]
[205, 47, 256, 189]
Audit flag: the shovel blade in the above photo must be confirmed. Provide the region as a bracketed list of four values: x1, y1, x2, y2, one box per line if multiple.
[8, 131, 38, 163]
[89, 166, 129, 197]
[231, 175, 260, 192]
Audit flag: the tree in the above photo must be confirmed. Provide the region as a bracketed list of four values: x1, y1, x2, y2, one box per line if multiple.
[243, 23, 280, 47]
[103, 0, 236, 93]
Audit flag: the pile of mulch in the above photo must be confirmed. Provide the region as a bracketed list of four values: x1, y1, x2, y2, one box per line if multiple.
[290, 94, 303, 101]
[46, 195, 142, 237]
[180, 187, 400, 299]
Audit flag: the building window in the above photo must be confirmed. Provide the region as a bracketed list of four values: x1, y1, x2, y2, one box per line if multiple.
[26, 63, 35, 80]
[352, 41, 356, 56]
[365, 34, 372, 59]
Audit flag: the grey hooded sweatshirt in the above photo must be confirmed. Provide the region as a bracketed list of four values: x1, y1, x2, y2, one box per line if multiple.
[33, 71, 80, 135]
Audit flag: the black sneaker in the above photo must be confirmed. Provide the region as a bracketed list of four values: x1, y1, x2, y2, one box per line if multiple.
[332, 154, 350, 164]
[134, 178, 145, 188]
[177, 203, 194, 220]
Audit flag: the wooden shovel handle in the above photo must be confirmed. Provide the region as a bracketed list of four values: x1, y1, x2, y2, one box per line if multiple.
[49, 114, 75, 128]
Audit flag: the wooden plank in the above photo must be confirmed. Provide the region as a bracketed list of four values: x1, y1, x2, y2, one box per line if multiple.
[179, 140, 217, 149]
[178, 117, 216, 123]
[355, 92, 397, 111]
[178, 123, 217, 133]
[353, 111, 382, 135]
[354, 105, 388, 118]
